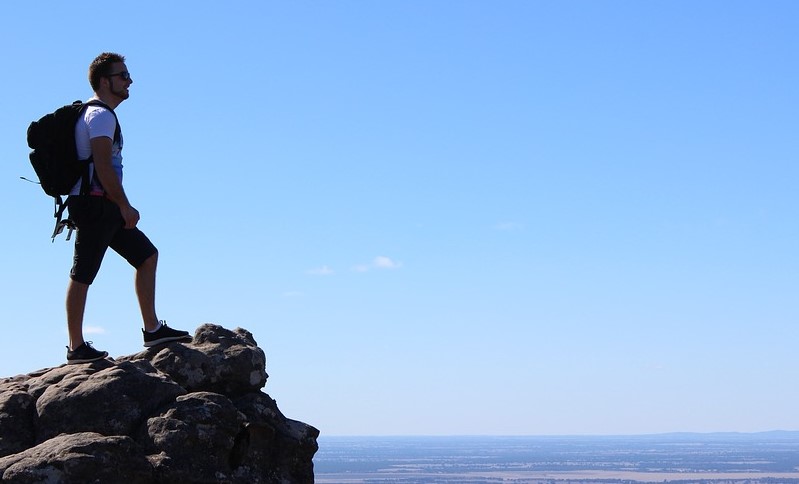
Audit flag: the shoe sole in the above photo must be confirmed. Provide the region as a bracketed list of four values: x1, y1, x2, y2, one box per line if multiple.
[66, 354, 108, 365]
[143, 335, 192, 347]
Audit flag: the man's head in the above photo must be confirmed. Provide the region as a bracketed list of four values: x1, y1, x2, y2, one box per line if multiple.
[88, 52, 132, 103]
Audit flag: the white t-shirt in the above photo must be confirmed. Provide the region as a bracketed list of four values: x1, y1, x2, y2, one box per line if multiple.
[70, 100, 123, 195]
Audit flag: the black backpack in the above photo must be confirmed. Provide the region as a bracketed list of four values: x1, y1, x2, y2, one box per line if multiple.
[26, 100, 119, 241]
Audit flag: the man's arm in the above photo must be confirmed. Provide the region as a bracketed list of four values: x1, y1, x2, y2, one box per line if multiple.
[90, 136, 140, 229]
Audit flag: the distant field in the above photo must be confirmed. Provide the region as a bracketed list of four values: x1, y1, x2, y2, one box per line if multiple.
[317, 470, 799, 483]
[314, 433, 799, 483]
[315, 471, 799, 484]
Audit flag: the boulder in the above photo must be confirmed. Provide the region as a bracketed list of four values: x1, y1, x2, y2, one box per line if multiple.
[121, 325, 268, 396]
[0, 384, 35, 457]
[0, 324, 318, 483]
[36, 360, 185, 442]
[0, 432, 153, 484]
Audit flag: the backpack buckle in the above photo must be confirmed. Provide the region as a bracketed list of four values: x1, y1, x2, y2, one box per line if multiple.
[51, 195, 76, 242]
[52, 219, 76, 242]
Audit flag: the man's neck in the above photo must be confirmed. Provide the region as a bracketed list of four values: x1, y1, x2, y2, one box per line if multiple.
[93, 93, 122, 110]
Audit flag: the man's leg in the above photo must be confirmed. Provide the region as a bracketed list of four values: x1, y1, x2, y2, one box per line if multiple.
[135, 252, 160, 332]
[65, 277, 107, 363]
[66, 279, 90, 350]
[116, 228, 191, 346]
[66, 196, 111, 355]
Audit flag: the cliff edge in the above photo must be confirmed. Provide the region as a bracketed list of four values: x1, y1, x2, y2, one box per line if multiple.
[0, 324, 318, 483]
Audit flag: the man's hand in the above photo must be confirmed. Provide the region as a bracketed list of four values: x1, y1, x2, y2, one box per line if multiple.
[119, 204, 140, 229]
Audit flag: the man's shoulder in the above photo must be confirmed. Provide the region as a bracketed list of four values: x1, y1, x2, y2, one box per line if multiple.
[83, 102, 119, 128]
[80, 104, 119, 143]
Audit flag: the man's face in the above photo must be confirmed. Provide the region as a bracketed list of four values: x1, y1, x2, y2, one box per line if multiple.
[106, 62, 132, 101]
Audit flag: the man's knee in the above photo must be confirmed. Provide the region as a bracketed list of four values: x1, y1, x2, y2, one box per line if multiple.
[67, 278, 91, 294]
[138, 251, 158, 269]
[138, 251, 158, 270]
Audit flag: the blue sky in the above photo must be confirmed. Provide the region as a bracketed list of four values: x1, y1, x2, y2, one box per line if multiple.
[1, 1, 797, 436]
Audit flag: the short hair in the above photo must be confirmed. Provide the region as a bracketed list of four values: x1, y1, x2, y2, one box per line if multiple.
[88, 52, 126, 91]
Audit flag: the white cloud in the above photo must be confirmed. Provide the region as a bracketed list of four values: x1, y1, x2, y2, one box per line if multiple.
[353, 256, 402, 272]
[307, 265, 335, 276]
[84, 326, 106, 335]
[373, 256, 402, 269]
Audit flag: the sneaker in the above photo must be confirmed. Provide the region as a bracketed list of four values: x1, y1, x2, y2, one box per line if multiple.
[143, 321, 192, 347]
[66, 341, 109, 364]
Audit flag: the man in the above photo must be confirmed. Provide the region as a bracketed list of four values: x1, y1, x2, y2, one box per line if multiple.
[65, 52, 191, 364]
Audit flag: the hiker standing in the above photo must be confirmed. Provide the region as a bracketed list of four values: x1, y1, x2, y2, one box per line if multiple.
[65, 52, 191, 363]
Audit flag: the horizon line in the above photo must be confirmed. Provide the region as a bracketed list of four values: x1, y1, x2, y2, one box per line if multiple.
[318, 430, 799, 438]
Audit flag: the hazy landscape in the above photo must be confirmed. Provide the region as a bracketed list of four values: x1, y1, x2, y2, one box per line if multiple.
[314, 433, 799, 483]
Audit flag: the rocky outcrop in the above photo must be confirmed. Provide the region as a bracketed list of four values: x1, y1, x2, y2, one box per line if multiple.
[0, 324, 318, 483]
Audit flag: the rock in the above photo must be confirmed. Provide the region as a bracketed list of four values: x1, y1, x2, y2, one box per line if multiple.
[0, 432, 153, 484]
[0, 384, 35, 457]
[0, 324, 318, 483]
[36, 360, 186, 442]
[232, 392, 318, 484]
[139, 392, 244, 482]
[121, 324, 268, 397]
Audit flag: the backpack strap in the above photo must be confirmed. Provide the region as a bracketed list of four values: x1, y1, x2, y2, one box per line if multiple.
[79, 100, 121, 194]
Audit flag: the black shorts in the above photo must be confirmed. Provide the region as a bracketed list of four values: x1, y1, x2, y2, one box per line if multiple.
[67, 196, 158, 285]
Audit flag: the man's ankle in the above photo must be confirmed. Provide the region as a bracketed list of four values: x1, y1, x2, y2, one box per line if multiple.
[69, 341, 85, 351]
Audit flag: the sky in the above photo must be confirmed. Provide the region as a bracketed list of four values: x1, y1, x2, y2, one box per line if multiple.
[0, 1, 797, 436]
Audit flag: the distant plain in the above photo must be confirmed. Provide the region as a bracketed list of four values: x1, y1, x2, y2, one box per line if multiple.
[314, 433, 799, 483]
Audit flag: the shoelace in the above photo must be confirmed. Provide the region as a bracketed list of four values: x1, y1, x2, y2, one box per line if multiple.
[68, 341, 97, 352]
[82, 341, 98, 350]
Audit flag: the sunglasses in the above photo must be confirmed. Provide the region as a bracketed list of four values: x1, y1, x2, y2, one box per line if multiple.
[107, 71, 131, 81]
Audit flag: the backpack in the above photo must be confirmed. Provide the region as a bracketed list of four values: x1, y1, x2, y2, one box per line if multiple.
[26, 100, 119, 241]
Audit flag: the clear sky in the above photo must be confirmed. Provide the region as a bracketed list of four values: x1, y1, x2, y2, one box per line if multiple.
[1, 1, 797, 436]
